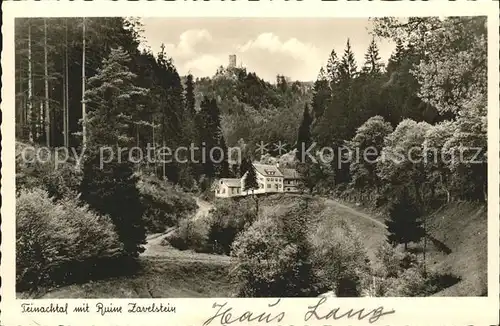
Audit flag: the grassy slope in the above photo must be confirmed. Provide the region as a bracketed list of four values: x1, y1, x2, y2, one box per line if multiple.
[425, 202, 487, 296]
[338, 199, 488, 296]
[261, 195, 488, 296]
[25, 249, 235, 299]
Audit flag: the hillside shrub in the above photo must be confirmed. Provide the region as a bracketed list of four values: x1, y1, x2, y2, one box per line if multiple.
[231, 209, 324, 297]
[16, 142, 82, 200]
[206, 199, 257, 255]
[310, 219, 372, 297]
[165, 218, 210, 252]
[374, 242, 419, 278]
[136, 172, 198, 232]
[374, 242, 460, 296]
[16, 188, 123, 291]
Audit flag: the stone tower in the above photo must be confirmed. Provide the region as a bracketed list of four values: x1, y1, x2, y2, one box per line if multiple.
[228, 54, 236, 68]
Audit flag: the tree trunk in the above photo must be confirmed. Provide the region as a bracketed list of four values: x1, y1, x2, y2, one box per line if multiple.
[63, 18, 69, 148]
[253, 191, 259, 217]
[162, 140, 166, 180]
[27, 20, 33, 142]
[39, 101, 44, 140]
[81, 17, 87, 147]
[44, 18, 50, 147]
[414, 182, 422, 206]
[62, 44, 66, 147]
[151, 121, 155, 172]
[18, 45, 25, 137]
[423, 216, 427, 274]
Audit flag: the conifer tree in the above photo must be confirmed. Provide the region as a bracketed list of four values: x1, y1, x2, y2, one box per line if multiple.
[296, 104, 313, 162]
[156, 44, 185, 183]
[243, 163, 259, 195]
[80, 47, 147, 257]
[197, 97, 227, 178]
[362, 37, 383, 75]
[185, 73, 196, 118]
[386, 38, 405, 74]
[311, 67, 331, 119]
[385, 191, 425, 250]
[325, 49, 339, 85]
[239, 157, 251, 177]
[338, 39, 358, 82]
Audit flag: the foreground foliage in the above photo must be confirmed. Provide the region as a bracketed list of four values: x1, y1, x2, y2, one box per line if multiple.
[16, 188, 123, 291]
[231, 202, 371, 297]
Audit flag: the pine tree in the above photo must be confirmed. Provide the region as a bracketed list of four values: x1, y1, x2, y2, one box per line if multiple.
[156, 44, 185, 183]
[81, 17, 87, 147]
[185, 73, 196, 118]
[43, 18, 51, 147]
[197, 96, 226, 178]
[362, 37, 383, 75]
[338, 39, 358, 82]
[243, 163, 259, 195]
[296, 104, 313, 162]
[27, 19, 34, 141]
[385, 191, 425, 250]
[311, 67, 331, 119]
[387, 38, 405, 74]
[239, 157, 251, 177]
[80, 47, 148, 257]
[325, 49, 339, 85]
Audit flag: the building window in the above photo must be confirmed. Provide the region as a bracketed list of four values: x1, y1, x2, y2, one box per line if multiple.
[267, 184, 271, 188]
[222, 188, 226, 194]
[278, 184, 281, 188]
[287, 188, 290, 191]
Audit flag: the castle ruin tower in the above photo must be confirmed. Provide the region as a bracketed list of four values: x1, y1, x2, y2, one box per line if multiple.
[228, 54, 237, 68]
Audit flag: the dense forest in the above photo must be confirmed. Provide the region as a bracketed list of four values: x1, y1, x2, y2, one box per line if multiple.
[15, 16, 487, 297]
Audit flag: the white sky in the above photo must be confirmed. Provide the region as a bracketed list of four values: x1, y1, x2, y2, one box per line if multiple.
[139, 18, 395, 82]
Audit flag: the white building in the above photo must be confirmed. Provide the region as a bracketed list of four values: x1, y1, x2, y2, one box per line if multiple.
[214, 163, 302, 198]
[215, 178, 243, 198]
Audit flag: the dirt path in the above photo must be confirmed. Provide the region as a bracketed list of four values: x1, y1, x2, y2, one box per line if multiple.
[141, 197, 214, 257]
[194, 197, 213, 220]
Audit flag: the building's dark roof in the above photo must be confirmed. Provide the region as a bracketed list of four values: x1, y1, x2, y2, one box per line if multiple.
[220, 178, 241, 188]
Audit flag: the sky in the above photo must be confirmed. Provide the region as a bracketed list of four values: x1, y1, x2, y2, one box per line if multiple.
[139, 18, 395, 82]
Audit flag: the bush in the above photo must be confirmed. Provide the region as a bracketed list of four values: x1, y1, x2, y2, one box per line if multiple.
[206, 199, 257, 255]
[374, 243, 419, 278]
[16, 142, 82, 200]
[374, 242, 459, 296]
[310, 219, 372, 297]
[136, 172, 198, 232]
[165, 218, 210, 253]
[16, 188, 123, 291]
[383, 266, 432, 297]
[231, 209, 322, 297]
